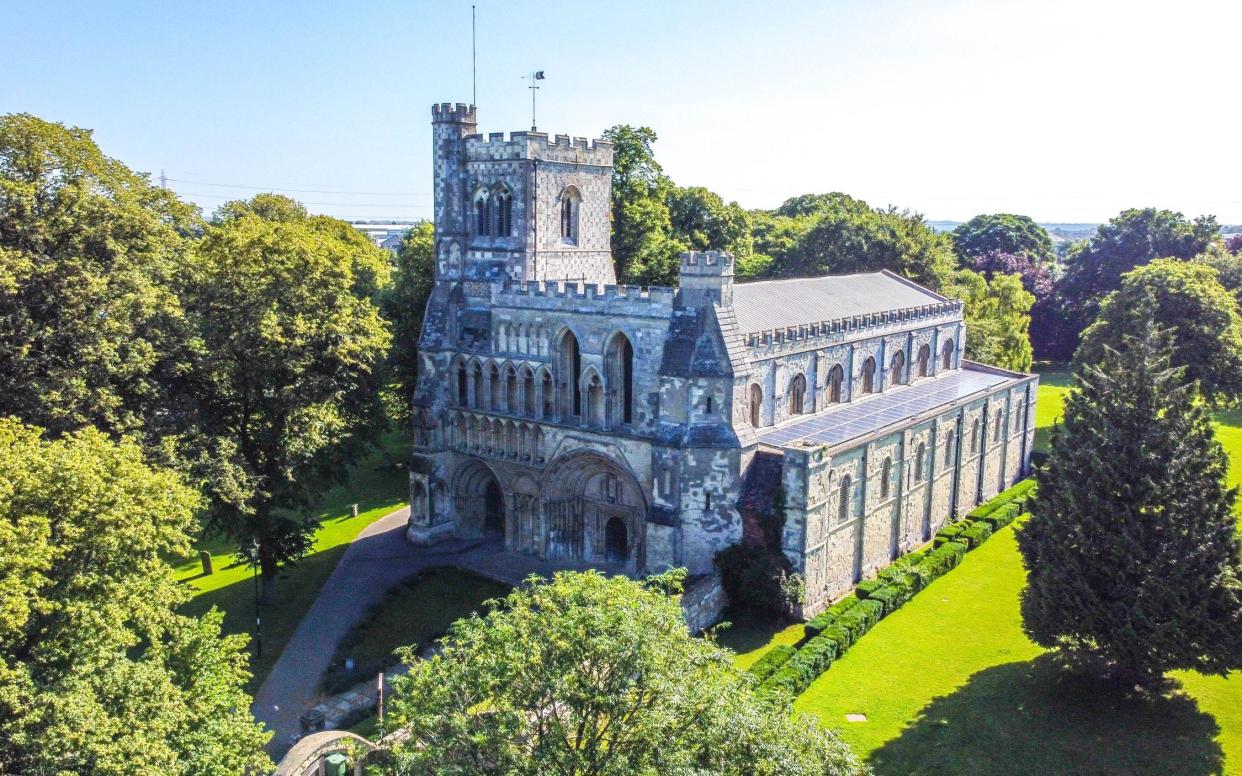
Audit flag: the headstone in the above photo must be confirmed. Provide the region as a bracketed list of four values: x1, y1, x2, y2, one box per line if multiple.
[351, 503, 359, 519]
[199, 550, 213, 576]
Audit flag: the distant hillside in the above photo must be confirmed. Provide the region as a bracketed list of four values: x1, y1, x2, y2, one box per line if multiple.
[929, 220, 1100, 243]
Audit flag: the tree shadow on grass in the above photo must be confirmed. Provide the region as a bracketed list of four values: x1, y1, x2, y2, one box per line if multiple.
[870, 654, 1223, 776]
[713, 608, 801, 655]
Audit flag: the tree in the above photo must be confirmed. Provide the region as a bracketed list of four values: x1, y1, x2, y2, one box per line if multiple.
[971, 250, 1058, 360]
[1017, 327, 1242, 684]
[775, 193, 957, 289]
[952, 213, 1054, 264]
[0, 418, 270, 774]
[385, 571, 866, 776]
[943, 269, 1034, 372]
[602, 125, 684, 286]
[1051, 208, 1218, 359]
[380, 221, 434, 423]
[0, 113, 199, 440]
[666, 185, 753, 260]
[180, 195, 392, 598]
[1077, 259, 1242, 404]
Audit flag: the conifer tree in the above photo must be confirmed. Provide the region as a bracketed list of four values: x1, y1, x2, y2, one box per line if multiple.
[1017, 323, 1242, 683]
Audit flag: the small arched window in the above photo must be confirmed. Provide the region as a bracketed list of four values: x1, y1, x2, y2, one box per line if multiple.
[915, 442, 926, 482]
[890, 350, 906, 387]
[838, 475, 852, 524]
[1014, 408, 1023, 433]
[994, 414, 1003, 442]
[880, 457, 892, 499]
[828, 364, 844, 404]
[970, 418, 980, 454]
[749, 384, 763, 428]
[494, 188, 513, 236]
[942, 338, 955, 370]
[788, 373, 807, 415]
[474, 190, 491, 236]
[456, 362, 468, 406]
[944, 428, 955, 467]
[917, 344, 930, 378]
[705, 396, 714, 414]
[861, 357, 876, 394]
[560, 187, 581, 244]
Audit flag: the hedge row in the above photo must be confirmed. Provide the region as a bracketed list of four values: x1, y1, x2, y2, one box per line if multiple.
[754, 479, 1035, 698]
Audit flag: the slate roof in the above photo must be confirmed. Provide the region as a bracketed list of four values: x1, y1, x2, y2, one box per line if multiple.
[756, 364, 1027, 450]
[730, 270, 948, 334]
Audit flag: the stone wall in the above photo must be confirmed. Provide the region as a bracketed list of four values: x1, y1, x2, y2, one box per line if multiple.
[680, 573, 729, 634]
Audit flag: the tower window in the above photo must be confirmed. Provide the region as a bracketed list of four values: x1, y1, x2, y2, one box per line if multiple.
[705, 492, 712, 510]
[560, 186, 581, 244]
[495, 188, 513, 236]
[705, 396, 713, 414]
[474, 191, 490, 236]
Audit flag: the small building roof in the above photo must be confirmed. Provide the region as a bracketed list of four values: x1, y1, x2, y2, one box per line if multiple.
[755, 364, 1028, 451]
[730, 270, 947, 334]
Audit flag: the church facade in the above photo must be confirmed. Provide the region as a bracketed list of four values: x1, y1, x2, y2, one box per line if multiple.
[408, 103, 1038, 616]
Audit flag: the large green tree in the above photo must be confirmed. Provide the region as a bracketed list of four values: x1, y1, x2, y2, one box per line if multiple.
[1017, 328, 1242, 684]
[380, 221, 434, 423]
[0, 113, 199, 440]
[944, 269, 1035, 372]
[1077, 259, 1242, 404]
[952, 213, 1054, 264]
[602, 125, 684, 286]
[773, 193, 956, 289]
[0, 418, 270, 775]
[180, 195, 392, 597]
[1050, 208, 1218, 359]
[666, 185, 752, 260]
[385, 571, 866, 776]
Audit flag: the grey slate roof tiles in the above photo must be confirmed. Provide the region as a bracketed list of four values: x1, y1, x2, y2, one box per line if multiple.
[730, 270, 947, 333]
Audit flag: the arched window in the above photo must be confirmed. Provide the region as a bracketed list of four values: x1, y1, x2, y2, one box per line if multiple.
[488, 363, 502, 410]
[456, 361, 468, 406]
[880, 457, 892, 499]
[585, 372, 605, 426]
[559, 330, 582, 418]
[522, 368, 536, 416]
[828, 364, 844, 404]
[749, 384, 763, 427]
[944, 428, 955, 467]
[915, 442, 926, 482]
[890, 350, 906, 387]
[942, 338, 955, 370]
[1014, 408, 1023, 433]
[917, 344, 930, 378]
[469, 362, 483, 409]
[540, 371, 554, 418]
[994, 414, 1003, 442]
[705, 396, 714, 414]
[838, 475, 852, 524]
[560, 187, 581, 244]
[504, 365, 518, 413]
[788, 373, 807, 415]
[604, 332, 634, 425]
[474, 190, 490, 236]
[970, 418, 980, 454]
[861, 357, 876, 394]
[494, 187, 513, 236]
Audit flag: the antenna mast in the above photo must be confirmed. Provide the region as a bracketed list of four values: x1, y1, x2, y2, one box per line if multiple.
[471, 5, 477, 107]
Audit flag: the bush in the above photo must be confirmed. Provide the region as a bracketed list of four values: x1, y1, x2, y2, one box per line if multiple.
[960, 521, 994, 549]
[935, 522, 966, 547]
[761, 634, 839, 697]
[747, 644, 797, 683]
[915, 540, 968, 584]
[821, 623, 855, 651]
[978, 502, 1020, 531]
[804, 594, 858, 638]
[714, 543, 797, 618]
[835, 598, 883, 641]
[855, 578, 885, 599]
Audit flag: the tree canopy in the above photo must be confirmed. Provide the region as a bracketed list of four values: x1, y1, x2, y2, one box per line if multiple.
[385, 570, 866, 776]
[179, 195, 393, 596]
[0, 418, 270, 774]
[603, 125, 683, 286]
[380, 221, 435, 423]
[1017, 327, 1242, 683]
[952, 213, 1053, 263]
[666, 185, 752, 260]
[0, 113, 199, 440]
[1077, 259, 1242, 404]
[944, 269, 1035, 372]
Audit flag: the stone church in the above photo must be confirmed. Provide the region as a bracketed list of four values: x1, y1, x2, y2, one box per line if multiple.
[408, 103, 1038, 616]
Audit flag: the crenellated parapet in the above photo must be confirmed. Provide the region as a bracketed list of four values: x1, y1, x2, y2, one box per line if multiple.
[743, 299, 964, 350]
[464, 131, 613, 166]
[493, 279, 675, 315]
[432, 102, 477, 124]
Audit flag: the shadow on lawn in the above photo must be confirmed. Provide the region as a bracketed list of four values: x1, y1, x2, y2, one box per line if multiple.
[870, 654, 1223, 776]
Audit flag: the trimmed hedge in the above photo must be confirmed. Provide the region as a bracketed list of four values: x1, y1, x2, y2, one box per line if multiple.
[835, 598, 883, 640]
[960, 521, 994, 549]
[747, 643, 797, 683]
[855, 578, 886, 599]
[763, 634, 839, 697]
[977, 502, 1020, 531]
[804, 593, 858, 638]
[934, 522, 967, 547]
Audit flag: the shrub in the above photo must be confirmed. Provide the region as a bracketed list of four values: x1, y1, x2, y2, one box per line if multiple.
[915, 540, 968, 584]
[835, 598, 883, 641]
[747, 644, 797, 683]
[804, 594, 858, 638]
[855, 578, 885, 599]
[960, 521, 994, 549]
[714, 543, 797, 618]
[762, 634, 839, 697]
[978, 502, 1020, 531]
[935, 523, 966, 547]
[821, 623, 855, 651]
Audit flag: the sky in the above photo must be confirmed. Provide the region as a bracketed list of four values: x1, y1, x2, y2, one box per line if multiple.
[5, 0, 1241, 224]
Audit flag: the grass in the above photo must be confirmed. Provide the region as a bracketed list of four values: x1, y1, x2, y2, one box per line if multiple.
[783, 363, 1242, 774]
[320, 566, 511, 695]
[715, 610, 807, 672]
[173, 430, 411, 689]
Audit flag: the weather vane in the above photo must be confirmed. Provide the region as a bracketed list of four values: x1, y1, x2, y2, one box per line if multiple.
[525, 71, 545, 131]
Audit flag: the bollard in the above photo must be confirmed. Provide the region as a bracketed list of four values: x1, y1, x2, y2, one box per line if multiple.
[351, 503, 359, 519]
[199, 550, 213, 576]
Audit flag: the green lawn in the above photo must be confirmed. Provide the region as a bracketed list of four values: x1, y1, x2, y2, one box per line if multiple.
[783, 363, 1242, 774]
[320, 567, 511, 695]
[174, 431, 410, 689]
[715, 611, 807, 672]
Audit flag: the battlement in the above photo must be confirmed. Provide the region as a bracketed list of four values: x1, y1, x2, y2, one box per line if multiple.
[432, 102, 477, 124]
[743, 300, 964, 348]
[496, 279, 675, 307]
[680, 250, 735, 275]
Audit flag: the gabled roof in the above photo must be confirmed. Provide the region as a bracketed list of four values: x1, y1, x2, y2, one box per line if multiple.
[729, 270, 948, 334]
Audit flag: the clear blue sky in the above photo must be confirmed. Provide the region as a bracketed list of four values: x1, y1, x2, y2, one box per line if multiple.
[6, 0, 1241, 223]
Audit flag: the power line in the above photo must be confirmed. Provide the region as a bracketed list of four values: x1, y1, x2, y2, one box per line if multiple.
[172, 189, 431, 210]
[165, 176, 432, 197]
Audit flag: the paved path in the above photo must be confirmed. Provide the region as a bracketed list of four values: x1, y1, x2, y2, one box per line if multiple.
[253, 508, 488, 758]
